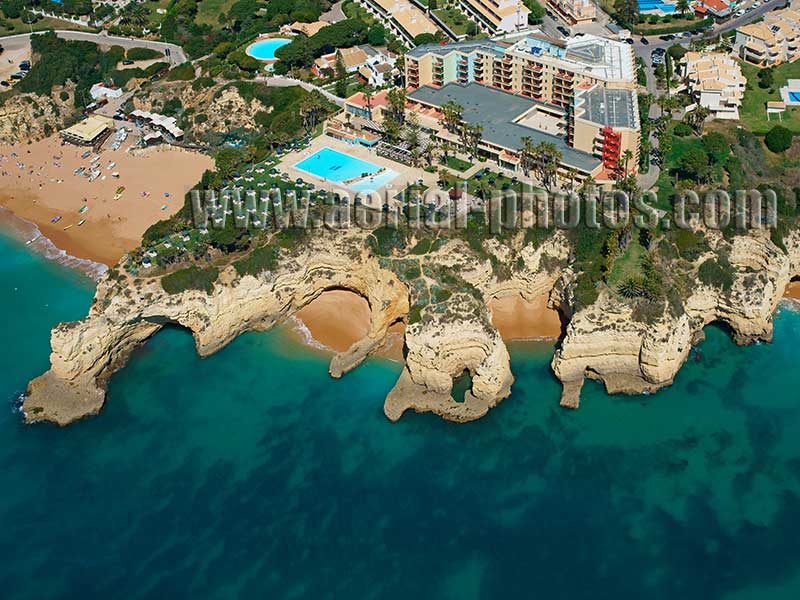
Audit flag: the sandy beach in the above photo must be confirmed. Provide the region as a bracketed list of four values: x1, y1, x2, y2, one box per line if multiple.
[0, 135, 213, 265]
[489, 293, 563, 341]
[785, 281, 800, 299]
[290, 290, 406, 361]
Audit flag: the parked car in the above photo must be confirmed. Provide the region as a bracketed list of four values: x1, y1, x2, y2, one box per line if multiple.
[0, 81, 9, 87]
[660, 34, 676, 41]
[641, 37, 650, 45]
[624, 38, 635, 44]
[122, 59, 134, 65]
[753, 1, 761, 6]
[557, 25, 570, 37]
[736, 8, 745, 15]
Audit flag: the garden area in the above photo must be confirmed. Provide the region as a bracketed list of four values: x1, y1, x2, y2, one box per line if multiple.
[433, 8, 477, 37]
[739, 60, 800, 134]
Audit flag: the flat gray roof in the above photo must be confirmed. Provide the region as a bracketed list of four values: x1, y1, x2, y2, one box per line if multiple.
[407, 39, 505, 59]
[407, 83, 601, 173]
[581, 87, 638, 129]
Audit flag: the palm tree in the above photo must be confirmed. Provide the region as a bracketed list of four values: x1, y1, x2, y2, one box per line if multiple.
[387, 88, 407, 124]
[621, 149, 634, 175]
[362, 86, 374, 120]
[676, 0, 690, 17]
[299, 92, 326, 136]
[520, 136, 535, 177]
[440, 100, 463, 133]
[121, 3, 148, 27]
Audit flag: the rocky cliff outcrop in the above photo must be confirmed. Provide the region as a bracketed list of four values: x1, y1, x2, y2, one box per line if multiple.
[0, 86, 75, 145]
[552, 231, 800, 408]
[21, 226, 800, 427]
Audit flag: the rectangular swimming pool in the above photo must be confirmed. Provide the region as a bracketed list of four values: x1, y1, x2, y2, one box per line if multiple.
[294, 147, 382, 183]
[790, 92, 800, 103]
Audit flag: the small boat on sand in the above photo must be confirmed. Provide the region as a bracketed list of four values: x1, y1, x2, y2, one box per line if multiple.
[51, 215, 62, 223]
[63, 224, 73, 231]
[77, 219, 86, 226]
[78, 206, 88, 214]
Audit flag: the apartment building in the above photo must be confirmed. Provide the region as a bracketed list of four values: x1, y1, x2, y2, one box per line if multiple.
[546, 0, 596, 25]
[457, 0, 530, 34]
[681, 52, 745, 119]
[734, 3, 800, 66]
[359, 0, 439, 46]
[406, 34, 636, 106]
[396, 34, 640, 182]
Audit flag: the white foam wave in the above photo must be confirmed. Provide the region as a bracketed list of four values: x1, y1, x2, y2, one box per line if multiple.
[0, 207, 107, 281]
[286, 315, 330, 352]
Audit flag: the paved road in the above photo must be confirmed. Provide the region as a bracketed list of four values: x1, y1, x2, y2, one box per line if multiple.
[321, 1, 346, 23]
[0, 31, 187, 65]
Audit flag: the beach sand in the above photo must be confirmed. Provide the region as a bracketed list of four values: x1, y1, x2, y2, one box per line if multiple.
[489, 293, 563, 341]
[0, 136, 213, 265]
[785, 281, 800, 299]
[291, 290, 406, 361]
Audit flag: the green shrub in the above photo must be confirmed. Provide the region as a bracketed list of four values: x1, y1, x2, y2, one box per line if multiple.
[698, 256, 733, 290]
[166, 62, 195, 81]
[126, 47, 163, 61]
[368, 227, 407, 256]
[233, 245, 279, 277]
[673, 122, 692, 137]
[161, 266, 219, 294]
[765, 125, 793, 153]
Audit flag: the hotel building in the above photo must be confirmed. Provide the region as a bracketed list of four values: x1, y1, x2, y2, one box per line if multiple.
[546, 0, 596, 25]
[398, 34, 639, 181]
[457, 0, 530, 34]
[681, 52, 745, 120]
[734, 3, 800, 66]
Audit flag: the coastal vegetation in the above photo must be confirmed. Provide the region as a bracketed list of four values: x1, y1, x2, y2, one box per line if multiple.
[161, 265, 219, 294]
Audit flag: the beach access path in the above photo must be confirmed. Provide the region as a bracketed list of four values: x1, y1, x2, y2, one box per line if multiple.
[0, 31, 187, 66]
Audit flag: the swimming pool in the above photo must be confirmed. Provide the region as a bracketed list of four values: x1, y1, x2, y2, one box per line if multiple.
[295, 148, 381, 182]
[637, 0, 676, 12]
[790, 92, 800, 103]
[246, 38, 291, 61]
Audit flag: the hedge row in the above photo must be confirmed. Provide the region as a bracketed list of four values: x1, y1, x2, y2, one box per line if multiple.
[632, 17, 713, 36]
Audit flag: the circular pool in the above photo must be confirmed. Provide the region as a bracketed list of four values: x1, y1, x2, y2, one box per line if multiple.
[246, 38, 292, 61]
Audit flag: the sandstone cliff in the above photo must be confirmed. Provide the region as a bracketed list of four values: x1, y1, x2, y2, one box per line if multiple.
[0, 86, 76, 145]
[21, 227, 800, 426]
[552, 231, 800, 408]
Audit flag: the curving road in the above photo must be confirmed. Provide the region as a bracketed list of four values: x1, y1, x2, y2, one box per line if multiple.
[0, 30, 187, 65]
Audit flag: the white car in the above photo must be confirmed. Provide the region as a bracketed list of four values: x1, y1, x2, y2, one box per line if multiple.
[736, 8, 745, 15]
[753, 0, 761, 6]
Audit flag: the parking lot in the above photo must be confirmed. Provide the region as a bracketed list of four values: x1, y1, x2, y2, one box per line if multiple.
[0, 39, 31, 89]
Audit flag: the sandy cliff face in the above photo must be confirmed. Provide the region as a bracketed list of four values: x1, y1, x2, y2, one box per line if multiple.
[552, 231, 800, 408]
[22, 227, 800, 426]
[0, 87, 75, 145]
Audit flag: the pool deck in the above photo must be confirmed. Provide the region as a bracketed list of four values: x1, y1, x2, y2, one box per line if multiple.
[276, 136, 439, 209]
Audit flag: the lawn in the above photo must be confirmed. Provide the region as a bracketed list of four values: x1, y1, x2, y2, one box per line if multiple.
[433, 9, 472, 37]
[145, 0, 173, 27]
[0, 16, 97, 36]
[195, 0, 238, 26]
[739, 59, 800, 134]
[445, 156, 473, 172]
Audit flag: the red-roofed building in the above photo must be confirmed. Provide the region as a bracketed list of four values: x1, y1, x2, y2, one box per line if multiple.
[344, 89, 392, 120]
[694, 0, 733, 19]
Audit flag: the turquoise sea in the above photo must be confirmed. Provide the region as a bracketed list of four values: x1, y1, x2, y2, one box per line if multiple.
[3, 227, 800, 599]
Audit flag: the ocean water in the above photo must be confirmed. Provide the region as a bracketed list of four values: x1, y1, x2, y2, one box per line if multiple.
[3, 228, 800, 599]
